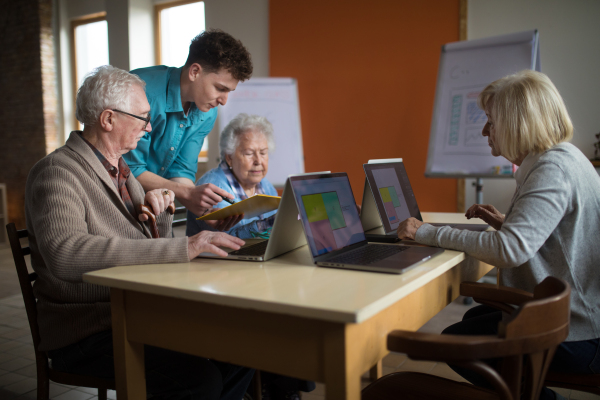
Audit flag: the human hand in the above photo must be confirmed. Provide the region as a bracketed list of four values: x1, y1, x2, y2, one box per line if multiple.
[187, 231, 245, 259]
[396, 217, 424, 240]
[138, 189, 174, 222]
[204, 212, 245, 231]
[465, 204, 504, 230]
[182, 183, 234, 217]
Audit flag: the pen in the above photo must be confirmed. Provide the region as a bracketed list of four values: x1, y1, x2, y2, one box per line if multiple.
[221, 195, 235, 205]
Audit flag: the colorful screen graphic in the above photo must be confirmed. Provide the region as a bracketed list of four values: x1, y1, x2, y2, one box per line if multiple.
[378, 186, 401, 222]
[302, 192, 347, 255]
[291, 174, 366, 258]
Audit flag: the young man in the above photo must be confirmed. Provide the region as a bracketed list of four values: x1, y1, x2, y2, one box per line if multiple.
[124, 29, 253, 219]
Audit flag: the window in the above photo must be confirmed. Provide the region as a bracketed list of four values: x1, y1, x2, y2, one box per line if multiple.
[155, 0, 208, 160]
[71, 13, 109, 129]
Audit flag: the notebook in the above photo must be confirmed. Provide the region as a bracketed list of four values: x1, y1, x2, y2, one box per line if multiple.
[289, 172, 443, 274]
[195, 173, 317, 261]
[361, 160, 489, 242]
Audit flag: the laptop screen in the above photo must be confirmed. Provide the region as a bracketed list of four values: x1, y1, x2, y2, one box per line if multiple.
[290, 173, 366, 258]
[363, 162, 422, 232]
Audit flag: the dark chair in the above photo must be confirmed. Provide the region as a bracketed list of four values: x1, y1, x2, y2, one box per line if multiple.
[461, 281, 600, 396]
[6, 223, 115, 400]
[362, 277, 571, 400]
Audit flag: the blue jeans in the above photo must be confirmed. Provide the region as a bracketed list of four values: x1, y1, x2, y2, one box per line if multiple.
[442, 305, 600, 400]
[48, 330, 255, 400]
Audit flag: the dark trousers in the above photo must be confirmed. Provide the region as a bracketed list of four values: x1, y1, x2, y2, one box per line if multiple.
[48, 330, 255, 400]
[442, 305, 600, 400]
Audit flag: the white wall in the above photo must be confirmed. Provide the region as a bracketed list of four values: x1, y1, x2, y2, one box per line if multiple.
[465, 0, 600, 212]
[203, 0, 270, 171]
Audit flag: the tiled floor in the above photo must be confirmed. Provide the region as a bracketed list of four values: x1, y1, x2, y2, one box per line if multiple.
[0, 242, 597, 399]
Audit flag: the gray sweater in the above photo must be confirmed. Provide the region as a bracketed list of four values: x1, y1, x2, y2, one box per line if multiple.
[25, 132, 189, 351]
[416, 142, 600, 341]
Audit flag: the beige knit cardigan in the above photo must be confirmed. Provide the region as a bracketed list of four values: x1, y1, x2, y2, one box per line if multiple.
[25, 132, 189, 351]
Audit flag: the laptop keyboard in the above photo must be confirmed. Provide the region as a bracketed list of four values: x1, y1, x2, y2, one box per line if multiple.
[229, 240, 269, 256]
[328, 244, 408, 265]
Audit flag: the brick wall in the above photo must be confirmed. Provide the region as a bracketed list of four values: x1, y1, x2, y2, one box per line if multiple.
[0, 0, 56, 229]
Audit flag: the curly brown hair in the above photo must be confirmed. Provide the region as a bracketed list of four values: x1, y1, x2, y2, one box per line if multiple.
[184, 29, 253, 82]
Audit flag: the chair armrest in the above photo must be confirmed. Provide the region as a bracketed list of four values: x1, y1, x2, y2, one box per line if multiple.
[387, 329, 561, 362]
[461, 282, 533, 306]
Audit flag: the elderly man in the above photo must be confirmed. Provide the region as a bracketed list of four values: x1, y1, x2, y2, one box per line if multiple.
[25, 65, 253, 400]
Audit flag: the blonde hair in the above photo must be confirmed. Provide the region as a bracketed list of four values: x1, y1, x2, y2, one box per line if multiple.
[477, 70, 573, 162]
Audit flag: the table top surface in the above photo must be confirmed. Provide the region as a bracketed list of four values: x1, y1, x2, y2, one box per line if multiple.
[83, 212, 484, 323]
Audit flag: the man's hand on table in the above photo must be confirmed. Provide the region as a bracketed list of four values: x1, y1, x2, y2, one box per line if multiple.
[138, 189, 174, 222]
[396, 217, 424, 241]
[187, 231, 245, 260]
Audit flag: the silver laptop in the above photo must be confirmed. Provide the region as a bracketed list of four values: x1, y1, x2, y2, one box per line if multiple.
[196, 173, 320, 261]
[289, 172, 443, 274]
[361, 160, 489, 242]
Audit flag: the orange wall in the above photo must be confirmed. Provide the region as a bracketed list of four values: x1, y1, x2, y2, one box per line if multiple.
[270, 0, 459, 211]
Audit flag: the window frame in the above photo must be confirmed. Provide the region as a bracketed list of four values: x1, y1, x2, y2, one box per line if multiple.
[70, 12, 107, 129]
[154, 0, 207, 160]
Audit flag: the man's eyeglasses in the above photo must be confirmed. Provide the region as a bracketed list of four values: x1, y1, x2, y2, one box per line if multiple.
[111, 109, 151, 130]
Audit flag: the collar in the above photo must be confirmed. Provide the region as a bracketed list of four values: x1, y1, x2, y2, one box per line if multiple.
[220, 161, 264, 200]
[166, 67, 208, 124]
[79, 134, 130, 179]
[514, 151, 543, 187]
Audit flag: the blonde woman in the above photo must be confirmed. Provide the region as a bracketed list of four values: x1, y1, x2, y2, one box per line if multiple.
[398, 70, 600, 400]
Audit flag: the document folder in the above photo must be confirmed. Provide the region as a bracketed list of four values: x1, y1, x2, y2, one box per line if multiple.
[196, 194, 281, 220]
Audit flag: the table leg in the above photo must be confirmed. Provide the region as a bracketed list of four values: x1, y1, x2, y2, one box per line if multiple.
[323, 327, 362, 400]
[111, 289, 147, 400]
[369, 360, 382, 381]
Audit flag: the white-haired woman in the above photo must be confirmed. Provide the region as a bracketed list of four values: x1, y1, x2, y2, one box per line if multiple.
[186, 113, 316, 399]
[397, 70, 600, 400]
[186, 113, 278, 238]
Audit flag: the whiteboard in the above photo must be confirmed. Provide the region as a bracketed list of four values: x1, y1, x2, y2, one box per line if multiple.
[219, 78, 304, 186]
[425, 30, 540, 178]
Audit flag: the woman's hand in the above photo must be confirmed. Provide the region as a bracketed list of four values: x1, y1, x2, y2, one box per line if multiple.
[187, 231, 245, 259]
[138, 189, 174, 222]
[465, 204, 504, 230]
[203, 212, 245, 231]
[397, 217, 424, 240]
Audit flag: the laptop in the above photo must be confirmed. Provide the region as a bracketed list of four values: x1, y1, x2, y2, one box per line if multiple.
[361, 160, 489, 242]
[289, 172, 443, 274]
[196, 173, 325, 261]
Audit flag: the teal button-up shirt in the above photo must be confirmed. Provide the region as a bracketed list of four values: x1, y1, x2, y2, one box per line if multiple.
[124, 66, 217, 181]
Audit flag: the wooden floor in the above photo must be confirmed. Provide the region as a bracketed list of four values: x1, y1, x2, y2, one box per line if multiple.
[0, 230, 596, 400]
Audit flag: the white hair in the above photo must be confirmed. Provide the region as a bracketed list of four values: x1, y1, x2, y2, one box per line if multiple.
[219, 113, 276, 160]
[75, 65, 146, 127]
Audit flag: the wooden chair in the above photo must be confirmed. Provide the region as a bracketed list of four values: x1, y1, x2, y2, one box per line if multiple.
[362, 277, 571, 400]
[6, 223, 115, 400]
[461, 281, 600, 396]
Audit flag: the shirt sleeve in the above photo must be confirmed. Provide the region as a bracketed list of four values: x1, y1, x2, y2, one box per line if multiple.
[415, 161, 571, 269]
[165, 110, 217, 181]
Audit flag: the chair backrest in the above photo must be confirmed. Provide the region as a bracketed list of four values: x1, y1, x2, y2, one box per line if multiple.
[499, 277, 570, 340]
[498, 277, 570, 400]
[6, 223, 44, 353]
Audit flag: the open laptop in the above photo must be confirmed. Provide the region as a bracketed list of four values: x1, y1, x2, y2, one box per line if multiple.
[289, 172, 443, 274]
[196, 173, 326, 261]
[361, 160, 489, 242]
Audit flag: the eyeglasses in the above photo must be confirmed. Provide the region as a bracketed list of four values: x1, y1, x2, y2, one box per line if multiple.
[111, 109, 151, 130]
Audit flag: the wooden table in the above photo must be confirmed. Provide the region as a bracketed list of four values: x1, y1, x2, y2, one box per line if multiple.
[83, 212, 493, 400]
